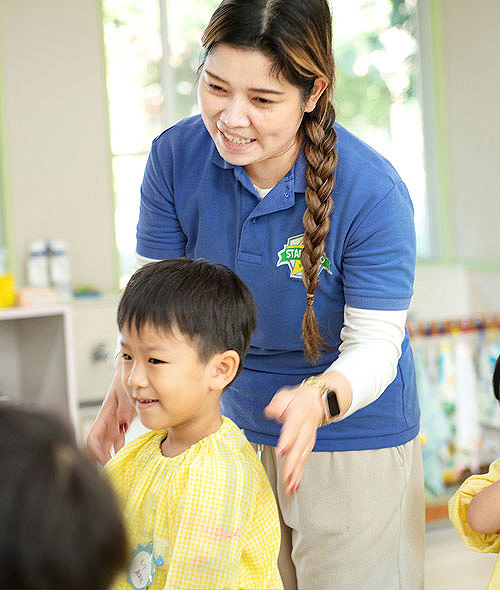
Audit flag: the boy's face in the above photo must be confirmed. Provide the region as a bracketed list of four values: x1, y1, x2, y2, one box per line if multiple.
[119, 322, 220, 432]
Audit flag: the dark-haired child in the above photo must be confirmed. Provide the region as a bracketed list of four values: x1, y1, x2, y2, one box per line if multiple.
[104, 258, 282, 590]
[449, 355, 500, 590]
[0, 405, 127, 590]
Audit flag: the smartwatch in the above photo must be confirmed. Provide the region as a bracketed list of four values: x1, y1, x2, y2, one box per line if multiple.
[322, 388, 341, 422]
[300, 376, 341, 426]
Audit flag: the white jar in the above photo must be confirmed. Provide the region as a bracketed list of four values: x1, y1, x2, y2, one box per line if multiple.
[48, 239, 72, 301]
[27, 239, 50, 288]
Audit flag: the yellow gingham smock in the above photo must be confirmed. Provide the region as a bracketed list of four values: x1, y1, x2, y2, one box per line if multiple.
[449, 458, 500, 590]
[105, 416, 283, 590]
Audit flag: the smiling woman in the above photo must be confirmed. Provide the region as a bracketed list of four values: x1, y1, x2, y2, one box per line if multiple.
[92, 2, 424, 589]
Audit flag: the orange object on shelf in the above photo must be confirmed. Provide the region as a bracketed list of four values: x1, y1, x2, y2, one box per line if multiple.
[16, 286, 58, 307]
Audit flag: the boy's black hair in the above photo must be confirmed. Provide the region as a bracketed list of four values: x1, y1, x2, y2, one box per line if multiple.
[493, 354, 500, 401]
[0, 405, 128, 590]
[117, 258, 257, 380]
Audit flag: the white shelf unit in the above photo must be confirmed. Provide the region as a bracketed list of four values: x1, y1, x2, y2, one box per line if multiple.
[0, 305, 79, 437]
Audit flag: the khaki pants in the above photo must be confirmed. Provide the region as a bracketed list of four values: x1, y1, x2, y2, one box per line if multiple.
[253, 437, 425, 590]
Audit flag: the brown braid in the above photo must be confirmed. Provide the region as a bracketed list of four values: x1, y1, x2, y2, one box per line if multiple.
[301, 99, 338, 363]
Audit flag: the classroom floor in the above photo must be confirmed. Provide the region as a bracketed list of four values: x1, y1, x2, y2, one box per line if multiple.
[425, 521, 496, 589]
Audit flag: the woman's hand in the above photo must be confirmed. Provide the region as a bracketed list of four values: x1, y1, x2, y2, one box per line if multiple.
[264, 383, 324, 496]
[86, 363, 136, 464]
[264, 371, 352, 495]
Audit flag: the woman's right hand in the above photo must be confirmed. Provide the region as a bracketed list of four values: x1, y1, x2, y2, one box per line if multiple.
[86, 363, 136, 464]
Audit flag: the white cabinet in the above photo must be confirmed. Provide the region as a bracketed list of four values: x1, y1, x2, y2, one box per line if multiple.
[71, 295, 120, 440]
[0, 305, 79, 436]
[71, 296, 119, 404]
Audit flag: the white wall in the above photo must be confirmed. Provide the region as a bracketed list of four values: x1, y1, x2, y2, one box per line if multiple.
[0, 0, 118, 291]
[408, 0, 500, 322]
[411, 265, 500, 321]
[438, 0, 500, 263]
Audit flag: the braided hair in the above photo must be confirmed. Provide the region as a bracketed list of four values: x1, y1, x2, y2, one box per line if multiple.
[301, 100, 337, 362]
[202, 0, 338, 363]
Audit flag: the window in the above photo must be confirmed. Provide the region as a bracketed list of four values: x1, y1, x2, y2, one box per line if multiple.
[331, 0, 429, 258]
[102, 0, 430, 286]
[102, 0, 219, 285]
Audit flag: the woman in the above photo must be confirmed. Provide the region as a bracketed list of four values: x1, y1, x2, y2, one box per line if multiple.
[88, 1, 424, 588]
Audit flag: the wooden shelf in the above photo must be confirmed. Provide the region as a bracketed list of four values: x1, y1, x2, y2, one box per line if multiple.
[426, 502, 450, 522]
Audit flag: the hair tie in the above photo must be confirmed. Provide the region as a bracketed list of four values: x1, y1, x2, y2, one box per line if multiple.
[306, 293, 315, 306]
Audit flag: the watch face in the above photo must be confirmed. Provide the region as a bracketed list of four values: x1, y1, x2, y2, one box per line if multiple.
[326, 390, 340, 417]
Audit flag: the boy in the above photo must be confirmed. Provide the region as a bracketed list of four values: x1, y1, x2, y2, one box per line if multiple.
[449, 354, 500, 590]
[104, 258, 283, 590]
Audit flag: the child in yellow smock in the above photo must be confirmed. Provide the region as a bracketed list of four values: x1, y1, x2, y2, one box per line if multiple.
[104, 258, 283, 590]
[449, 355, 500, 590]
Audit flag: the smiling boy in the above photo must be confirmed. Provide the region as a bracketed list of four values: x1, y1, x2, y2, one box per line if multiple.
[104, 258, 283, 590]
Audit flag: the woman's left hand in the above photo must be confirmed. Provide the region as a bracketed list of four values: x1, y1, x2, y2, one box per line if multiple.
[264, 383, 324, 495]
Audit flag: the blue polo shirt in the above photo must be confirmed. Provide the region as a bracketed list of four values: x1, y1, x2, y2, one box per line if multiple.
[137, 115, 419, 451]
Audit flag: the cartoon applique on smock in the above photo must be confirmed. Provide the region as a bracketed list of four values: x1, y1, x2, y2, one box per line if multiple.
[449, 458, 500, 590]
[104, 416, 283, 590]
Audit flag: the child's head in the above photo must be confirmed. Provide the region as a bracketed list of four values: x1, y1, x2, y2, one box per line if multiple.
[0, 405, 127, 590]
[493, 354, 500, 401]
[117, 258, 257, 431]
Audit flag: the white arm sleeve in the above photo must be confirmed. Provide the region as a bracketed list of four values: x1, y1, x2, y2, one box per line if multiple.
[328, 305, 407, 420]
[134, 251, 160, 270]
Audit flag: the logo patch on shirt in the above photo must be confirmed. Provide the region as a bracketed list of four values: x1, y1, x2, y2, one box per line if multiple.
[277, 234, 331, 279]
